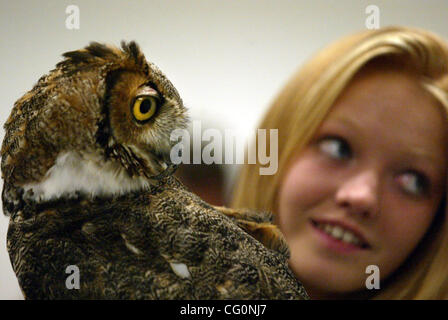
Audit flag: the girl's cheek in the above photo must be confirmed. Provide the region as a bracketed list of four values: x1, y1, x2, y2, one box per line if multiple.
[281, 155, 333, 208]
[376, 198, 434, 253]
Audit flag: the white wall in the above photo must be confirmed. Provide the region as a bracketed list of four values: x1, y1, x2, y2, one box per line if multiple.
[1, 0, 447, 299]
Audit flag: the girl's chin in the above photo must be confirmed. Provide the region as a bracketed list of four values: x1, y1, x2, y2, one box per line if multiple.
[289, 240, 370, 294]
[295, 265, 368, 298]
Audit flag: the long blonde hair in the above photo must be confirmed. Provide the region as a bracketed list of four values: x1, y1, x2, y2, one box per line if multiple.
[231, 26, 448, 299]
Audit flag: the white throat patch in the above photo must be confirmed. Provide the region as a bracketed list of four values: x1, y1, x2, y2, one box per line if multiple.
[22, 151, 153, 202]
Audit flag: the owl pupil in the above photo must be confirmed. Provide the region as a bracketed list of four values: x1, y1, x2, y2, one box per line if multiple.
[140, 99, 151, 113]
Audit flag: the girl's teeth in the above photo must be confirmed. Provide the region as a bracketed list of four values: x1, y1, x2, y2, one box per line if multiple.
[331, 226, 344, 239]
[316, 222, 362, 246]
[342, 231, 355, 243]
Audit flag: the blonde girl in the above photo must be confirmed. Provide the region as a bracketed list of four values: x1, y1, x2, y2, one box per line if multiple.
[232, 26, 448, 299]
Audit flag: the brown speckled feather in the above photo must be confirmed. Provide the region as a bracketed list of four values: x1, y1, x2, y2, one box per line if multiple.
[7, 176, 307, 299]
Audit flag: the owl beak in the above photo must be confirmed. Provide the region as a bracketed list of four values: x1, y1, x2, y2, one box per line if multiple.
[151, 163, 179, 180]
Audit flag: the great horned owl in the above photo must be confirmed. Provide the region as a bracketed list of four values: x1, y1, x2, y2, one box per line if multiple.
[1, 41, 308, 300]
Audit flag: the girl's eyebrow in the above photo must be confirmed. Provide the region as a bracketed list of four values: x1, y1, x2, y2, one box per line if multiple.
[328, 116, 361, 131]
[401, 148, 445, 172]
[328, 116, 445, 169]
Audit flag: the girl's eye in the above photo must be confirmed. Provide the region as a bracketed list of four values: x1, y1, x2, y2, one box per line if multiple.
[318, 137, 352, 160]
[398, 172, 429, 196]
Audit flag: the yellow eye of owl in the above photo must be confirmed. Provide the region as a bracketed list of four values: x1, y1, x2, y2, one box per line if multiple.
[132, 96, 159, 122]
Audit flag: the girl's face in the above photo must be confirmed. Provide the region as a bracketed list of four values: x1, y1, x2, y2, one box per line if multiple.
[277, 67, 448, 299]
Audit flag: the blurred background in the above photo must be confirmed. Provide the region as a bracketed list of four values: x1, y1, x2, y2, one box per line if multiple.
[1, 0, 447, 299]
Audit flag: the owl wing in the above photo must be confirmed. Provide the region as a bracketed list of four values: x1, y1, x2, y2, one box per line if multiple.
[7, 176, 308, 299]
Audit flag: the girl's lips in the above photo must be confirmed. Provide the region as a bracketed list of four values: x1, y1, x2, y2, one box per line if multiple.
[311, 217, 371, 248]
[310, 219, 371, 254]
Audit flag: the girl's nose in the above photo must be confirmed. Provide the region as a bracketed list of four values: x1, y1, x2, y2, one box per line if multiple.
[335, 169, 380, 219]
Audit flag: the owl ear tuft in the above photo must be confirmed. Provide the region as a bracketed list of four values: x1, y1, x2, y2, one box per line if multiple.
[63, 42, 119, 63]
[121, 41, 147, 71]
[58, 42, 119, 72]
[60, 50, 93, 65]
[85, 42, 119, 60]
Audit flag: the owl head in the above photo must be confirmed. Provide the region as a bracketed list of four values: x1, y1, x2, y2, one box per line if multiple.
[1, 41, 188, 211]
